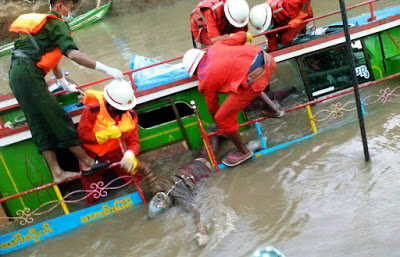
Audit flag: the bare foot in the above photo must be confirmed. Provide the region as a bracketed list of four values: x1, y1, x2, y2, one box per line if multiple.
[260, 110, 285, 118]
[80, 159, 95, 172]
[53, 171, 80, 184]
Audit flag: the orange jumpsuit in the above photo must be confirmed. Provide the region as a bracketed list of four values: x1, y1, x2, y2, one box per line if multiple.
[197, 32, 276, 135]
[77, 102, 140, 204]
[191, 0, 247, 47]
[266, 0, 313, 51]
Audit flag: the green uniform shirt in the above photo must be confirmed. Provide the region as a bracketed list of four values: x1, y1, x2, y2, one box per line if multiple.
[13, 10, 78, 63]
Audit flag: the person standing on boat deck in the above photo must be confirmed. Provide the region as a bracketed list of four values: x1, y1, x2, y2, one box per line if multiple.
[8, 0, 124, 183]
[183, 31, 284, 167]
[77, 81, 157, 204]
[190, 0, 251, 48]
[249, 0, 313, 51]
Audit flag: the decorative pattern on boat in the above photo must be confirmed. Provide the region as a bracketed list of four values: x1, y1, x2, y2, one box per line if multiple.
[311, 86, 400, 122]
[312, 101, 357, 122]
[0, 175, 135, 227]
[363, 86, 400, 105]
[0, 191, 142, 254]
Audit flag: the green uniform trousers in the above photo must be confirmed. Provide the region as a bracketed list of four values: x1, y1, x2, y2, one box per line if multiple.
[9, 58, 81, 152]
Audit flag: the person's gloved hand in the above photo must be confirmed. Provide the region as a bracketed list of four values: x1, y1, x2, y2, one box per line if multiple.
[95, 126, 121, 144]
[95, 62, 124, 81]
[95, 130, 109, 144]
[120, 150, 138, 174]
[288, 11, 308, 29]
[57, 77, 78, 92]
[246, 32, 253, 43]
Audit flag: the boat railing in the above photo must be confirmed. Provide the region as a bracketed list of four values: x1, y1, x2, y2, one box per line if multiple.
[254, 0, 379, 41]
[0, 0, 380, 116]
[192, 71, 400, 173]
[0, 161, 146, 229]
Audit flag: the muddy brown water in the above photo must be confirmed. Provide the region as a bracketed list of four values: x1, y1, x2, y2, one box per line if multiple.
[1, 0, 400, 256]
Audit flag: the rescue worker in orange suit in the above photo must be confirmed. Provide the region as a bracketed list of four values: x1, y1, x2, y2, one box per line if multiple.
[183, 32, 284, 167]
[249, 0, 312, 51]
[8, 0, 124, 183]
[77, 81, 157, 204]
[190, 0, 251, 48]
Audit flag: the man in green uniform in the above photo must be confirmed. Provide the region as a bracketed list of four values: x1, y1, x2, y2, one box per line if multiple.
[9, 0, 123, 183]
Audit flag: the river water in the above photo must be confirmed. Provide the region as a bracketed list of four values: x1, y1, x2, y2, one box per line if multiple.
[2, 0, 400, 256]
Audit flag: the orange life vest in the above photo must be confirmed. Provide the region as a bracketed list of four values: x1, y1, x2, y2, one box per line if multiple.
[191, 0, 227, 41]
[81, 90, 138, 157]
[9, 13, 65, 74]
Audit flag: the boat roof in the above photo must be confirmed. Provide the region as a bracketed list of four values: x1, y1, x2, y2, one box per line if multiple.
[333, 5, 400, 27]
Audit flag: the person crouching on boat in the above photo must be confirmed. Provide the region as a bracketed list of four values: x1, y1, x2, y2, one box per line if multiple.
[8, 0, 123, 183]
[190, 0, 251, 48]
[183, 31, 283, 167]
[148, 125, 220, 246]
[77, 81, 156, 204]
[249, 0, 313, 51]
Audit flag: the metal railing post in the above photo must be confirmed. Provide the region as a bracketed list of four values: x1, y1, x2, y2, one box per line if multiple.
[306, 106, 318, 133]
[254, 122, 267, 149]
[191, 101, 220, 173]
[368, 2, 377, 22]
[118, 139, 146, 204]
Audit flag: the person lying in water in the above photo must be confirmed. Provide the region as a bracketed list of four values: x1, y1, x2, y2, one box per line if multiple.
[147, 125, 219, 246]
[146, 125, 263, 246]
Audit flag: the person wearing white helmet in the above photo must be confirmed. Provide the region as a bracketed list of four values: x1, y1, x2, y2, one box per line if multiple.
[183, 32, 283, 167]
[77, 80, 155, 204]
[250, 0, 313, 51]
[190, 0, 251, 48]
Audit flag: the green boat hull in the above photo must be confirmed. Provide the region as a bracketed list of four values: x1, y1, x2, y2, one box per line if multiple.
[0, 87, 247, 217]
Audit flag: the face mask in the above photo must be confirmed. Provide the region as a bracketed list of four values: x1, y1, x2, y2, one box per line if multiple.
[61, 4, 75, 23]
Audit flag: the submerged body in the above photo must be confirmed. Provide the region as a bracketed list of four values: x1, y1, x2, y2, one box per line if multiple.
[149, 125, 220, 246]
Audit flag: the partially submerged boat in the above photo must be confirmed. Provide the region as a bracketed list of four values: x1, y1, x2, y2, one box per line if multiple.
[0, 1, 400, 254]
[0, 2, 112, 57]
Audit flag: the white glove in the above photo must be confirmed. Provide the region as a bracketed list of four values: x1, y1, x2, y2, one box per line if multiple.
[120, 150, 138, 174]
[95, 62, 124, 81]
[57, 77, 78, 92]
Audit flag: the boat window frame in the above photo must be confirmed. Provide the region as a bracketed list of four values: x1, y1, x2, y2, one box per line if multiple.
[296, 38, 373, 101]
[136, 100, 194, 130]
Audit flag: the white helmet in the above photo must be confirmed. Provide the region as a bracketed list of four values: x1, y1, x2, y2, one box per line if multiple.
[182, 49, 206, 77]
[250, 3, 272, 33]
[104, 80, 137, 111]
[224, 0, 249, 28]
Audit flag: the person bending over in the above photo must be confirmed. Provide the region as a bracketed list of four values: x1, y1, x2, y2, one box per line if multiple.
[190, 0, 250, 48]
[182, 32, 283, 167]
[249, 0, 313, 51]
[8, 0, 123, 182]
